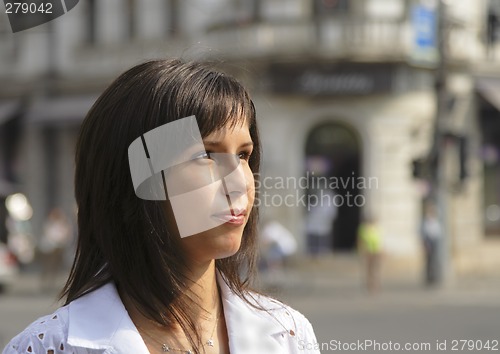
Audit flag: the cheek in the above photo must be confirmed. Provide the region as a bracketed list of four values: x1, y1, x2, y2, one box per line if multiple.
[165, 163, 217, 197]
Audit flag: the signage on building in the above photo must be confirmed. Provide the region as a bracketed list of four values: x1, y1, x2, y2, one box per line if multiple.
[267, 63, 394, 96]
[410, 3, 438, 66]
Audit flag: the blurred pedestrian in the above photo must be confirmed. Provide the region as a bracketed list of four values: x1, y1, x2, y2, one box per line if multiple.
[259, 219, 297, 274]
[306, 188, 337, 256]
[6, 215, 35, 267]
[38, 207, 71, 292]
[420, 202, 442, 286]
[357, 216, 383, 293]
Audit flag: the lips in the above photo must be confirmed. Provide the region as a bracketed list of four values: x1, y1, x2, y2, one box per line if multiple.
[212, 208, 247, 225]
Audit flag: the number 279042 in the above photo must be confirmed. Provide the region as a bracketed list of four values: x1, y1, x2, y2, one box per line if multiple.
[5, 2, 53, 14]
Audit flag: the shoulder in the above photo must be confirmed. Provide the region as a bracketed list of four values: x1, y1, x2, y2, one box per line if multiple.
[246, 292, 319, 349]
[220, 287, 320, 353]
[254, 293, 312, 327]
[5, 282, 151, 354]
[2, 306, 75, 354]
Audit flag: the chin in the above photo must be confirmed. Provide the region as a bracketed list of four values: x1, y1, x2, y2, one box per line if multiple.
[181, 225, 244, 261]
[214, 242, 242, 259]
[211, 231, 243, 259]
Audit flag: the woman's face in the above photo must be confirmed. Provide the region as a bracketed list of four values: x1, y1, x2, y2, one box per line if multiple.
[164, 118, 255, 263]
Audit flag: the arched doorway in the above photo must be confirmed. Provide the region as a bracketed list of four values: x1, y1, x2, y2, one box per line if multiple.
[305, 121, 362, 251]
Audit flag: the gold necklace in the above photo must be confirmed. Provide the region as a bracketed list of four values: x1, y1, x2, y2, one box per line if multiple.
[136, 307, 221, 353]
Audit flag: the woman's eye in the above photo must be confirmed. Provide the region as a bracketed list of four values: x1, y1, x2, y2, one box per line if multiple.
[192, 151, 212, 160]
[238, 151, 252, 161]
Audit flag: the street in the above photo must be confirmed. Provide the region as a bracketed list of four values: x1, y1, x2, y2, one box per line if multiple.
[268, 256, 500, 354]
[280, 278, 500, 354]
[1, 257, 499, 354]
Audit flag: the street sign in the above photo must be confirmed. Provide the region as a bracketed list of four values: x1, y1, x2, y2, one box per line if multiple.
[410, 3, 438, 66]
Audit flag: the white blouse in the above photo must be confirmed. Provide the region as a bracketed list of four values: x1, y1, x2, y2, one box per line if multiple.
[2, 272, 320, 354]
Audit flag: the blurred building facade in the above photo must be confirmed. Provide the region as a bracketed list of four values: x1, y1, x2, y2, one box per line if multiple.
[0, 0, 499, 270]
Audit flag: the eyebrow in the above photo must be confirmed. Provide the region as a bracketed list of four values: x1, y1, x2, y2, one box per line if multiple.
[203, 141, 254, 148]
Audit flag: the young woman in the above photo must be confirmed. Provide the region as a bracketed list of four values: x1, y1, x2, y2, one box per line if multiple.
[3, 59, 320, 354]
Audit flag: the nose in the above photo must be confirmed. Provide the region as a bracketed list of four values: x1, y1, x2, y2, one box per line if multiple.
[213, 154, 248, 201]
[222, 165, 248, 213]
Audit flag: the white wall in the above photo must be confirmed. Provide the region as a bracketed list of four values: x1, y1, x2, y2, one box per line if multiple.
[255, 91, 436, 256]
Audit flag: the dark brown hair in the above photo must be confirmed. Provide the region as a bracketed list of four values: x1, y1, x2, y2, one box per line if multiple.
[61, 59, 261, 353]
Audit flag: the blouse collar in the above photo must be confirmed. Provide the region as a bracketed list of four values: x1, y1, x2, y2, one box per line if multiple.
[66, 271, 287, 353]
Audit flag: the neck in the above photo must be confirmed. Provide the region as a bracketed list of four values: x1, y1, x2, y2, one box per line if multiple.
[184, 259, 220, 319]
[123, 260, 221, 333]
[126, 260, 229, 353]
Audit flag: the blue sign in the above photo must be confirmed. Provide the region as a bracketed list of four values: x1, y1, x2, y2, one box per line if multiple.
[411, 4, 438, 65]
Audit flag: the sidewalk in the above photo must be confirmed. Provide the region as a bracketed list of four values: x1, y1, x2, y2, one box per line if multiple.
[257, 251, 500, 301]
[2, 268, 68, 299]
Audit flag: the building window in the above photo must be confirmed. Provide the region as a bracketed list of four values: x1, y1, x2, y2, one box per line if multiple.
[87, 0, 137, 44]
[87, 0, 96, 43]
[127, 0, 136, 39]
[168, 0, 180, 37]
[313, 0, 349, 17]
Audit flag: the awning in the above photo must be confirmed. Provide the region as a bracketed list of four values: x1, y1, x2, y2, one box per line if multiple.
[27, 95, 99, 124]
[0, 100, 20, 126]
[476, 77, 500, 111]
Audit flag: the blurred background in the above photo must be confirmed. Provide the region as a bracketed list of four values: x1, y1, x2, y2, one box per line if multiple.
[0, 0, 499, 353]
